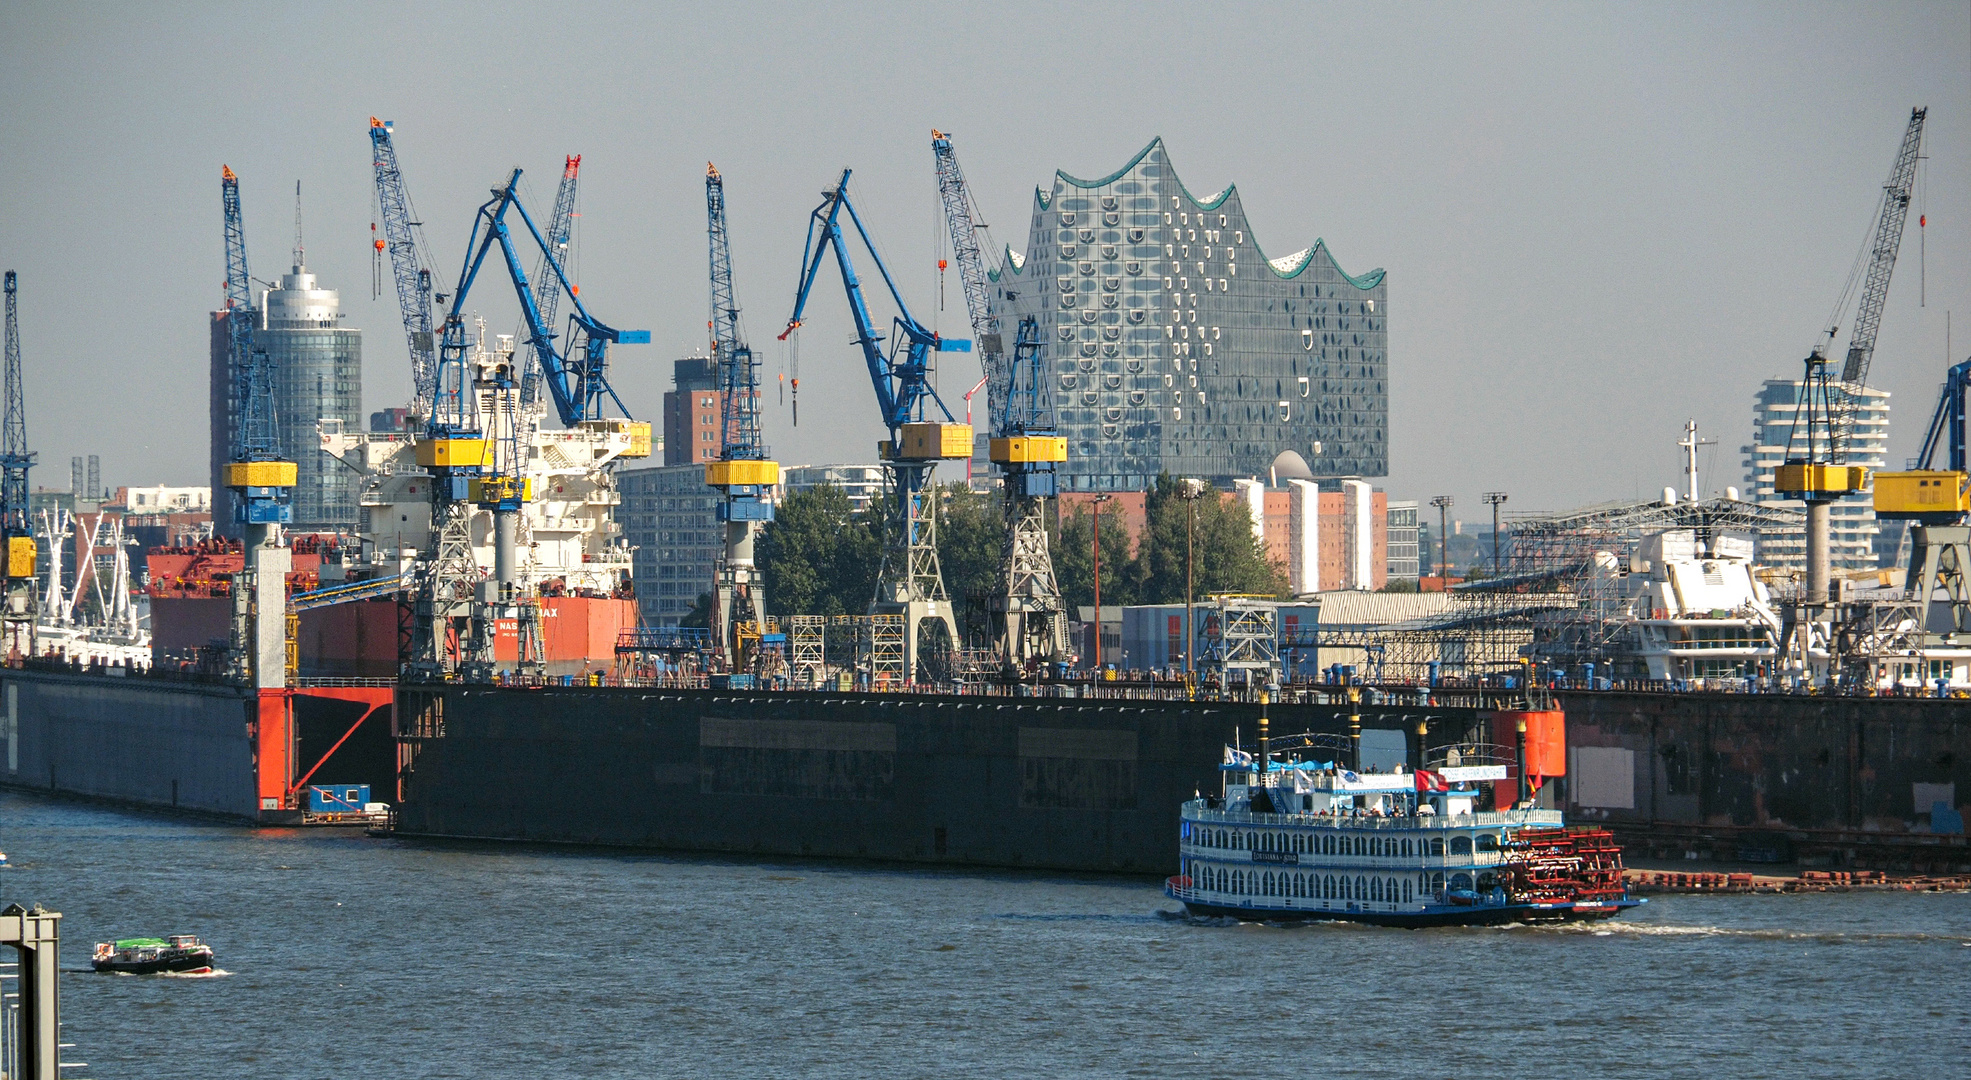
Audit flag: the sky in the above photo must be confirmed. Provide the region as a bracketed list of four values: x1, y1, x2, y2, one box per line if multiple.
[0, 1, 1967, 524]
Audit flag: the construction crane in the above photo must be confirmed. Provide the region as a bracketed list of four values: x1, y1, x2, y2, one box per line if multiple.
[522, 155, 581, 412]
[1, 271, 36, 658]
[782, 168, 973, 679]
[704, 163, 777, 675]
[411, 168, 649, 678]
[369, 119, 441, 419]
[1872, 355, 1971, 644]
[1776, 107, 1925, 612]
[931, 131, 1068, 672]
[220, 166, 297, 687]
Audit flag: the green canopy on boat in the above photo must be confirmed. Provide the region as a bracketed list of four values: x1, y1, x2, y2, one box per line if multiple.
[113, 938, 170, 949]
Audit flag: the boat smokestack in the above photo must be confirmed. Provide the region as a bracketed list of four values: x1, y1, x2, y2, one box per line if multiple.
[1347, 686, 1362, 771]
[1256, 684, 1270, 783]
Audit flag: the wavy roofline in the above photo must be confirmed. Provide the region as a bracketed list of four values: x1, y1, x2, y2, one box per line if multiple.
[1000, 138, 1386, 291]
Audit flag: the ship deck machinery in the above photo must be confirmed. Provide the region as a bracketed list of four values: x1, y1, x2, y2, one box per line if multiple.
[319, 325, 648, 617]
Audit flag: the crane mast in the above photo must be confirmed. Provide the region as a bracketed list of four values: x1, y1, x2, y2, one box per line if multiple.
[704, 164, 777, 675]
[369, 119, 440, 420]
[783, 169, 973, 679]
[1, 271, 36, 658]
[1828, 107, 1928, 461]
[523, 155, 581, 411]
[219, 166, 296, 688]
[931, 131, 1068, 671]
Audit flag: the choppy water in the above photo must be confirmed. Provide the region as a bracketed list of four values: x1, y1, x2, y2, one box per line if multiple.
[5, 790, 1967, 1078]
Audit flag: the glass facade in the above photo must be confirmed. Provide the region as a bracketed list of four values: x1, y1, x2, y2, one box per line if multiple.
[618, 463, 722, 626]
[990, 138, 1387, 489]
[259, 265, 361, 531]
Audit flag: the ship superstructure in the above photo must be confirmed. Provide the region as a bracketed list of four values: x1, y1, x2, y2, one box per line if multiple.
[321, 320, 647, 606]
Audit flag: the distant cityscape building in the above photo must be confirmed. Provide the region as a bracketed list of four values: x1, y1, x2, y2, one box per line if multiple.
[784, 464, 887, 513]
[209, 259, 361, 533]
[662, 357, 723, 466]
[1385, 500, 1420, 583]
[1742, 378, 1890, 571]
[114, 486, 210, 513]
[618, 463, 722, 626]
[990, 137, 1387, 491]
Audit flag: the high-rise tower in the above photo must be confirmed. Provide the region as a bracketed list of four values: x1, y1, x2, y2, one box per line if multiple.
[208, 191, 362, 534]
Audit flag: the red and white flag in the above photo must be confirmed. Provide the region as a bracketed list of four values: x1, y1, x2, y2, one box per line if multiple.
[1414, 769, 1449, 793]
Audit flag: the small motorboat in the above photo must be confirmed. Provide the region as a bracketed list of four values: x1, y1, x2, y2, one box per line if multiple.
[92, 935, 214, 974]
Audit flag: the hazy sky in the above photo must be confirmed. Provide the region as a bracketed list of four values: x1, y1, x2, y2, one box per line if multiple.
[1, 2, 1966, 524]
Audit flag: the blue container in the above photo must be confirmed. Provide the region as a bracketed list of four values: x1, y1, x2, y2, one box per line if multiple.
[306, 784, 371, 812]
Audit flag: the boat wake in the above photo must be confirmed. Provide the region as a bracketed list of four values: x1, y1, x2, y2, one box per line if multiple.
[1527, 921, 1971, 946]
[158, 967, 230, 978]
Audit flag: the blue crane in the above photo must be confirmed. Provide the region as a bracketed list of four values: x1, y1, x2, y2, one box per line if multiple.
[930, 131, 1067, 669]
[435, 167, 648, 436]
[1, 270, 36, 651]
[368, 119, 440, 418]
[221, 165, 293, 526]
[706, 164, 775, 672]
[931, 130, 1007, 428]
[782, 169, 972, 676]
[1, 271, 32, 545]
[782, 169, 971, 440]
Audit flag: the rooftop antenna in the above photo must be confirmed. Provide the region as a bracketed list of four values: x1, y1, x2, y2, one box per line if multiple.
[293, 180, 304, 270]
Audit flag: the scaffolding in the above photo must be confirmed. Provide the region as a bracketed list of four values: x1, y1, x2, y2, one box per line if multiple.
[788, 615, 826, 682]
[1197, 597, 1281, 685]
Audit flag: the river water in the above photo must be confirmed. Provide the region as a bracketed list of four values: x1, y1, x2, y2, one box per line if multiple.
[6, 789, 1967, 1078]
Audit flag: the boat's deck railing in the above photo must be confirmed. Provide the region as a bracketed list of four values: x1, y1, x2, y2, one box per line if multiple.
[1184, 808, 1566, 831]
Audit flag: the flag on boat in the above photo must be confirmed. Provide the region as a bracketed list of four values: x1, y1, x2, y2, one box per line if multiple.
[1224, 747, 1254, 767]
[1414, 769, 1450, 793]
[1338, 769, 1360, 783]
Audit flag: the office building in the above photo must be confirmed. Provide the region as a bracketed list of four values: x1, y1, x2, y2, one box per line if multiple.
[1743, 378, 1890, 571]
[617, 463, 722, 626]
[209, 257, 362, 533]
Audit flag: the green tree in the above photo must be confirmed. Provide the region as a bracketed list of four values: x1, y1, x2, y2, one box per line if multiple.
[935, 483, 1003, 607]
[1130, 473, 1286, 604]
[1053, 501, 1135, 611]
[756, 484, 882, 617]
[679, 591, 715, 628]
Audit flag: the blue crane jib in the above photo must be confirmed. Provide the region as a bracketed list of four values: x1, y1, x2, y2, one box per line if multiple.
[435, 168, 648, 436]
[221, 165, 292, 525]
[782, 169, 969, 447]
[369, 119, 440, 418]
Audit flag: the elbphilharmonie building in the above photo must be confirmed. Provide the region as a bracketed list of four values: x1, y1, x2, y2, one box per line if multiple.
[990, 138, 1386, 489]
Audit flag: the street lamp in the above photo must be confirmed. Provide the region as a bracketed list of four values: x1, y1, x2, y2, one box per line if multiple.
[1430, 495, 1453, 579]
[1483, 491, 1508, 576]
[1091, 493, 1113, 672]
[1176, 478, 1209, 674]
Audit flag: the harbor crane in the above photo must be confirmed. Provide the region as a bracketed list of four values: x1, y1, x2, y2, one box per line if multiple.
[369, 119, 442, 419]
[931, 130, 1068, 671]
[410, 167, 649, 678]
[522, 155, 582, 412]
[1872, 352, 1971, 645]
[782, 169, 973, 679]
[1776, 107, 1925, 617]
[1, 271, 36, 659]
[704, 164, 777, 674]
[220, 166, 297, 688]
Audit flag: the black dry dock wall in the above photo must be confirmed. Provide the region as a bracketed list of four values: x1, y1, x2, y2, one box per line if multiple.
[0, 669, 256, 819]
[1557, 691, 1970, 833]
[394, 687, 1473, 874]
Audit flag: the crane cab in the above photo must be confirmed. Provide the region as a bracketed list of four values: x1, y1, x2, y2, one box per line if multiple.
[1873, 470, 1970, 523]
